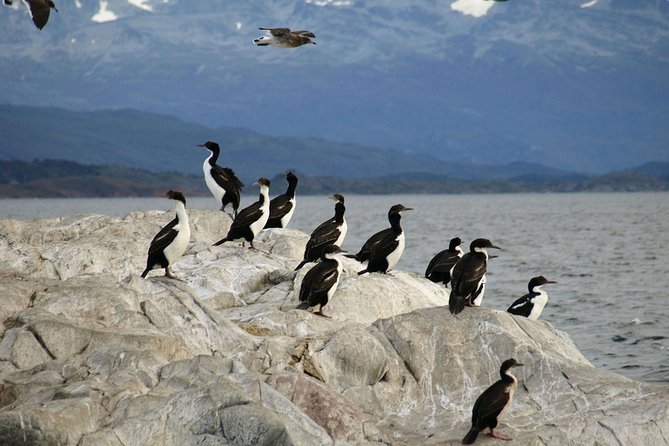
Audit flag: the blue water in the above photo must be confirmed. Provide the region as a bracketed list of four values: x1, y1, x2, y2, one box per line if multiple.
[1, 192, 667, 382]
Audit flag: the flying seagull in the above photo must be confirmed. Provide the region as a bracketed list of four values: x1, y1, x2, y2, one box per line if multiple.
[253, 27, 316, 48]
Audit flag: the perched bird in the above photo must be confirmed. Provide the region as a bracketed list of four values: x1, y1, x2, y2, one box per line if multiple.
[462, 358, 523, 445]
[197, 141, 244, 217]
[296, 245, 343, 317]
[9, 0, 58, 30]
[253, 27, 316, 48]
[358, 204, 412, 275]
[213, 178, 270, 249]
[141, 190, 191, 279]
[507, 276, 557, 320]
[425, 237, 464, 286]
[295, 194, 347, 270]
[265, 172, 298, 229]
[449, 238, 501, 314]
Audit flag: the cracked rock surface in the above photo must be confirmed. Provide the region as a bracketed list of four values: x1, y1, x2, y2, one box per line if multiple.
[0, 210, 667, 445]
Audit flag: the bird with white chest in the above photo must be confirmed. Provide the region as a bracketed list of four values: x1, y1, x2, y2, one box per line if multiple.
[357, 204, 412, 275]
[213, 178, 270, 250]
[197, 141, 244, 218]
[507, 276, 557, 320]
[141, 190, 191, 279]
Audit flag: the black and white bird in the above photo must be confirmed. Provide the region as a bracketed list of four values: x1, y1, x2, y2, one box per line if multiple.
[265, 172, 298, 229]
[253, 27, 316, 47]
[296, 245, 343, 317]
[141, 190, 191, 279]
[213, 178, 270, 249]
[197, 141, 244, 217]
[425, 237, 464, 286]
[507, 276, 557, 320]
[358, 204, 412, 275]
[295, 194, 347, 270]
[462, 358, 523, 445]
[7, 0, 58, 30]
[449, 238, 501, 315]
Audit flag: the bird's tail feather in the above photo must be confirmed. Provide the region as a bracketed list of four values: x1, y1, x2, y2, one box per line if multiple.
[295, 301, 310, 310]
[357, 269, 368, 276]
[461, 427, 479, 445]
[449, 292, 467, 315]
[213, 237, 229, 247]
[141, 268, 150, 278]
[294, 260, 307, 271]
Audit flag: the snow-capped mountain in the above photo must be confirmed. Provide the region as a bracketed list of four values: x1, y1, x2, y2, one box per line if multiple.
[1, 0, 668, 172]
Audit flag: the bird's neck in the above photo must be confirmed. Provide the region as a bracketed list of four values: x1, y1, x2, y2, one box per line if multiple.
[259, 185, 270, 206]
[334, 203, 345, 223]
[207, 150, 219, 166]
[175, 201, 188, 223]
[473, 247, 489, 259]
[286, 182, 297, 198]
[389, 212, 402, 234]
[501, 368, 518, 384]
[531, 285, 546, 297]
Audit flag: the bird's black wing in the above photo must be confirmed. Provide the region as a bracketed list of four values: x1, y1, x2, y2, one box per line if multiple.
[507, 294, 533, 317]
[268, 195, 293, 221]
[471, 381, 511, 430]
[451, 253, 487, 298]
[293, 30, 315, 38]
[425, 249, 460, 277]
[367, 233, 399, 269]
[355, 228, 391, 262]
[229, 201, 262, 232]
[305, 219, 340, 253]
[28, 0, 52, 30]
[300, 262, 339, 305]
[261, 27, 291, 37]
[148, 217, 178, 256]
[211, 165, 244, 192]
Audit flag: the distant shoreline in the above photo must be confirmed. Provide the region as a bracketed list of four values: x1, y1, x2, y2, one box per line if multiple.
[1, 159, 667, 198]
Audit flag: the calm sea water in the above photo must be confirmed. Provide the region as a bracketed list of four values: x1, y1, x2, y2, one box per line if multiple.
[1, 193, 667, 382]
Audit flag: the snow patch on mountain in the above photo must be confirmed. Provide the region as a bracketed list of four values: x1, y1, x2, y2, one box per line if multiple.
[450, 0, 494, 18]
[128, 0, 153, 12]
[92, 1, 118, 23]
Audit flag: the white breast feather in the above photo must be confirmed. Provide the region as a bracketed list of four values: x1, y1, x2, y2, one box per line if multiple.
[203, 157, 225, 204]
[280, 197, 296, 227]
[163, 204, 190, 264]
[385, 231, 405, 272]
[334, 218, 347, 246]
[528, 291, 548, 320]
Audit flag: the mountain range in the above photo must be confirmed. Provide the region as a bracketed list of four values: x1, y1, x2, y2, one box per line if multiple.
[1, 0, 668, 173]
[0, 104, 584, 182]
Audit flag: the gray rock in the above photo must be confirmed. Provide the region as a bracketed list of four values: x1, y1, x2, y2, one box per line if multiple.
[0, 211, 667, 445]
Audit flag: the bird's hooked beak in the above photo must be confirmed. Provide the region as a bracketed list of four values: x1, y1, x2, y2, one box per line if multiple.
[328, 195, 337, 201]
[513, 362, 524, 368]
[546, 280, 558, 284]
[196, 144, 205, 148]
[403, 207, 414, 212]
[490, 244, 502, 250]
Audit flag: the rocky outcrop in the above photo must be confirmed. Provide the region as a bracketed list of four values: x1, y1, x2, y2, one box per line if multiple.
[0, 210, 667, 445]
